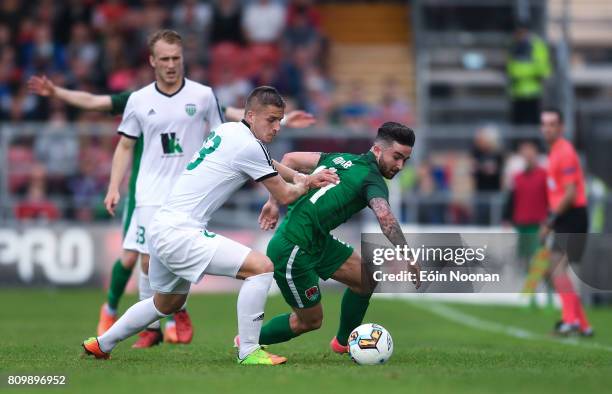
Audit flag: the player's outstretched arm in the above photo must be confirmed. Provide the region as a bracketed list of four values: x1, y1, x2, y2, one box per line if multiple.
[261, 173, 309, 206]
[280, 152, 321, 173]
[225, 106, 315, 128]
[28, 75, 113, 111]
[104, 136, 136, 216]
[369, 197, 421, 289]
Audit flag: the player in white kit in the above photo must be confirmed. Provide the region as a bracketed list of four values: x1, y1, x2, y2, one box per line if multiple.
[84, 86, 339, 365]
[103, 30, 223, 347]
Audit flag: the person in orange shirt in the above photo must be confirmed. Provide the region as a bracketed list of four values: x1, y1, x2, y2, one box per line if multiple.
[539, 108, 592, 336]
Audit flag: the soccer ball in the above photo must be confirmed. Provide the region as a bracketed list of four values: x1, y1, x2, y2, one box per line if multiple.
[348, 323, 393, 365]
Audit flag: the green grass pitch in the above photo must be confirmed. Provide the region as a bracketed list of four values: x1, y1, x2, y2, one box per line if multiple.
[1, 290, 611, 394]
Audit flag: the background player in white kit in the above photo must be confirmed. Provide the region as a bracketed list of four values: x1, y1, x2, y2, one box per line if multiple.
[103, 30, 224, 347]
[83, 86, 339, 365]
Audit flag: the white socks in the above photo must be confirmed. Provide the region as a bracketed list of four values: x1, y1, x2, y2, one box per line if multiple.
[236, 272, 273, 359]
[139, 270, 160, 330]
[98, 297, 167, 353]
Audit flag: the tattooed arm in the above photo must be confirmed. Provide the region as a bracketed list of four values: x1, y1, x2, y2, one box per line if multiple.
[369, 197, 421, 288]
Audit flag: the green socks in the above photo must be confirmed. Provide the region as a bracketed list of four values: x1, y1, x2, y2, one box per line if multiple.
[106, 259, 133, 310]
[336, 289, 371, 346]
[259, 290, 372, 346]
[259, 313, 299, 345]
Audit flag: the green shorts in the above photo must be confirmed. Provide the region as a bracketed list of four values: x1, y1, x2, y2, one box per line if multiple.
[267, 232, 353, 309]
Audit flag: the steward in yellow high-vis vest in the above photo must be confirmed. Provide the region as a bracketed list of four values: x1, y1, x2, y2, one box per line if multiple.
[507, 25, 551, 124]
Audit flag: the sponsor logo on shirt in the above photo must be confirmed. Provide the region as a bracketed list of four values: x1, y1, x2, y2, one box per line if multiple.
[160, 132, 183, 155]
[332, 156, 353, 169]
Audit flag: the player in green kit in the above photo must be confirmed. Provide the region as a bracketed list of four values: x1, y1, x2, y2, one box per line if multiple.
[236, 122, 421, 353]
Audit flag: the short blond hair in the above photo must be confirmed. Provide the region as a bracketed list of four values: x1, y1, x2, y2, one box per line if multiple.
[148, 29, 182, 54]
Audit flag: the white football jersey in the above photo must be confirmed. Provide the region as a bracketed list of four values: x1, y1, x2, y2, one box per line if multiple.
[118, 78, 224, 207]
[158, 120, 278, 227]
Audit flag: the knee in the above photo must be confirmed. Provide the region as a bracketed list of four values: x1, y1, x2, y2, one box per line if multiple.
[154, 295, 185, 315]
[254, 256, 274, 275]
[156, 304, 178, 316]
[261, 258, 274, 274]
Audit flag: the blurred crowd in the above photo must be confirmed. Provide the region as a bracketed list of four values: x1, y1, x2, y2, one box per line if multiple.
[2, 1, 559, 226]
[2, 0, 418, 222]
[0, 0, 329, 120]
[0, 0, 415, 124]
[408, 125, 552, 227]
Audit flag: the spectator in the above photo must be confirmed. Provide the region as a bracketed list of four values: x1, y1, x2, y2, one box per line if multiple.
[286, 0, 321, 33]
[67, 22, 100, 73]
[416, 160, 447, 224]
[302, 65, 333, 124]
[182, 32, 209, 68]
[20, 23, 66, 76]
[283, 3, 320, 51]
[370, 78, 414, 128]
[0, 0, 26, 43]
[68, 156, 106, 221]
[0, 22, 12, 49]
[503, 141, 548, 267]
[275, 46, 309, 105]
[210, 0, 244, 46]
[214, 67, 252, 108]
[242, 0, 286, 45]
[33, 108, 78, 194]
[1, 84, 40, 121]
[471, 125, 504, 224]
[339, 81, 372, 132]
[134, 1, 168, 47]
[15, 164, 60, 221]
[507, 22, 551, 125]
[172, 0, 213, 36]
[92, 0, 129, 36]
[52, 0, 93, 45]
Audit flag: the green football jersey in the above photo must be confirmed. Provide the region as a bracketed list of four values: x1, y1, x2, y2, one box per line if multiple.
[280, 151, 389, 254]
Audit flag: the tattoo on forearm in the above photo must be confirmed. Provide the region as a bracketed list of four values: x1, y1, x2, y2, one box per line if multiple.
[370, 198, 406, 247]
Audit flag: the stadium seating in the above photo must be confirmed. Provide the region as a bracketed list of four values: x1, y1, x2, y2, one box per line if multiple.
[319, 3, 415, 105]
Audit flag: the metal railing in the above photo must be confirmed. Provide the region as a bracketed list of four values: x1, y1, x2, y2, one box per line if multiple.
[3, 121, 610, 230]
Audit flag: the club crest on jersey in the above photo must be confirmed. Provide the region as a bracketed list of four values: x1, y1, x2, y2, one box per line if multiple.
[185, 103, 196, 116]
[305, 286, 319, 301]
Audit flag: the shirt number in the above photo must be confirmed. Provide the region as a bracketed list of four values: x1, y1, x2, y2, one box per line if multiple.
[187, 131, 221, 170]
[309, 166, 339, 204]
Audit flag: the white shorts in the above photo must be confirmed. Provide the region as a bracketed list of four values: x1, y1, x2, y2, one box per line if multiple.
[122, 213, 139, 252]
[148, 212, 251, 294]
[122, 205, 160, 255]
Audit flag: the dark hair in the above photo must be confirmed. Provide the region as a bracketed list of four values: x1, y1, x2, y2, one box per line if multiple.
[541, 107, 564, 124]
[148, 29, 183, 54]
[245, 86, 286, 111]
[375, 122, 415, 147]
